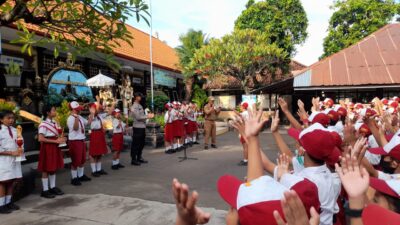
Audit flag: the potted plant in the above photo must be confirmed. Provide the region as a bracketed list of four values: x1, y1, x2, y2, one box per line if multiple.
[4, 61, 22, 87]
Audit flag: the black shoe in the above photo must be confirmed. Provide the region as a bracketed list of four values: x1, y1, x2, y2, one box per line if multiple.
[6, 202, 20, 211]
[131, 160, 141, 166]
[111, 165, 119, 170]
[138, 158, 148, 163]
[49, 187, 64, 196]
[237, 160, 248, 166]
[92, 172, 100, 177]
[211, 144, 218, 149]
[165, 150, 173, 154]
[98, 169, 108, 175]
[189, 142, 193, 147]
[79, 175, 92, 182]
[71, 178, 82, 186]
[41, 190, 56, 199]
[0, 205, 11, 214]
[193, 141, 200, 145]
[171, 149, 177, 153]
[117, 163, 125, 168]
[204, 145, 209, 150]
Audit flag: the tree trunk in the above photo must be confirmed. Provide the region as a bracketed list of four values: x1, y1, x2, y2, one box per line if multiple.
[184, 76, 194, 101]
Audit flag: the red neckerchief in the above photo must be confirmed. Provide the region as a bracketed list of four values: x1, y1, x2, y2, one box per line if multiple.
[40, 120, 59, 136]
[8, 126, 13, 139]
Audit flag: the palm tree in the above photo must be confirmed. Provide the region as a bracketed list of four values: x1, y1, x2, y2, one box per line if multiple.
[175, 29, 208, 101]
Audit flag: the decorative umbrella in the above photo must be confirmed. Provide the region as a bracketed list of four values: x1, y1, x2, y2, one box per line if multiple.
[86, 71, 115, 87]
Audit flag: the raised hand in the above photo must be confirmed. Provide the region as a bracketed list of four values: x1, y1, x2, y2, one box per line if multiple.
[273, 190, 320, 225]
[335, 154, 369, 199]
[243, 104, 268, 138]
[276, 153, 290, 181]
[172, 179, 211, 225]
[349, 137, 368, 164]
[271, 110, 280, 133]
[311, 97, 320, 112]
[278, 98, 289, 113]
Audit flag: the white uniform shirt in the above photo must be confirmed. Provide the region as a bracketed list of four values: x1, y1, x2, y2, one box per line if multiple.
[171, 109, 179, 121]
[112, 118, 125, 134]
[276, 159, 340, 225]
[241, 110, 249, 121]
[90, 113, 107, 130]
[67, 115, 88, 140]
[38, 119, 59, 137]
[164, 111, 173, 124]
[0, 125, 22, 181]
[186, 109, 196, 122]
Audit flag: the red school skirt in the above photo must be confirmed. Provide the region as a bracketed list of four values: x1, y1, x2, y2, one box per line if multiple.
[38, 137, 64, 173]
[187, 121, 198, 134]
[172, 120, 185, 137]
[112, 133, 124, 152]
[89, 130, 108, 156]
[164, 123, 174, 142]
[68, 140, 87, 168]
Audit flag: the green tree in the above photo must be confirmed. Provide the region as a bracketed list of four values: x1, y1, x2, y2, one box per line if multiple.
[235, 0, 308, 57]
[245, 0, 255, 8]
[190, 29, 288, 94]
[321, 0, 398, 58]
[0, 0, 149, 69]
[175, 29, 208, 101]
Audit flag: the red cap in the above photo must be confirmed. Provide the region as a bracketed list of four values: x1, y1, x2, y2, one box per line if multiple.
[326, 109, 339, 122]
[392, 96, 400, 102]
[308, 112, 330, 126]
[288, 123, 341, 165]
[323, 98, 334, 108]
[241, 102, 249, 110]
[354, 122, 372, 137]
[368, 132, 400, 160]
[334, 105, 347, 117]
[389, 100, 399, 109]
[359, 108, 377, 118]
[381, 98, 389, 105]
[369, 178, 400, 198]
[69, 101, 83, 111]
[354, 103, 364, 109]
[217, 175, 320, 225]
[112, 108, 121, 116]
[362, 204, 400, 225]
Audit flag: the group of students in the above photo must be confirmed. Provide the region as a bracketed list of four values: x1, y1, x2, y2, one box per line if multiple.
[163, 101, 200, 154]
[172, 96, 400, 225]
[0, 99, 128, 214]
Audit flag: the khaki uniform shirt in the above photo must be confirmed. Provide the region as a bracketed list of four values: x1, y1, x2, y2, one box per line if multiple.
[204, 103, 220, 121]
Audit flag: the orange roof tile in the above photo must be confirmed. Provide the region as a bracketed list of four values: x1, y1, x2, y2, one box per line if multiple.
[294, 23, 400, 88]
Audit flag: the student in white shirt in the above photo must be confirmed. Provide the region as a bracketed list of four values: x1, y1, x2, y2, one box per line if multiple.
[111, 109, 126, 170]
[37, 105, 66, 198]
[67, 101, 91, 186]
[164, 103, 175, 154]
[0, 110, 23, 214]
[238, 102, 249, 166]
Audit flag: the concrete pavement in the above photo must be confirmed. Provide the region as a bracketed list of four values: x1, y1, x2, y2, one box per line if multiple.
[3, 130, 296, 225]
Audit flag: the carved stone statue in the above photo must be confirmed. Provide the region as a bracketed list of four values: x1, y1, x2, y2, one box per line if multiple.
[119, 75, 134, 115]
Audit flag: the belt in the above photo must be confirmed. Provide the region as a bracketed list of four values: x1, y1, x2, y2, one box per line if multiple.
[114, 132, 123, 134]
[91, 129, 103, 131]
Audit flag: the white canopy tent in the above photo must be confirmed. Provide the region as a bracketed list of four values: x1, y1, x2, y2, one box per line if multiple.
[86, 71, 115, 87]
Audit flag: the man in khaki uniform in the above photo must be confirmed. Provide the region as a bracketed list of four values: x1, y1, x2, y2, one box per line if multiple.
[203, 96, 221, 149]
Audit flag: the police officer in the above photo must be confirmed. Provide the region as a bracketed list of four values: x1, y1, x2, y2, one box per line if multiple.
[130, 93, 154, 166]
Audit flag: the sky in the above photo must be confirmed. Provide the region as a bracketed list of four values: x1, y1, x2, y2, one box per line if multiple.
[131, 0, 335, 66]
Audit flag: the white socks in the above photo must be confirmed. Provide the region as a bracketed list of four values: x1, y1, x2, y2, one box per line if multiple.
[96, 162, 102, 171]
[0, 197, 5, 206]
[42, 178, 49, 191]
[193, 136, 197, 142]
[77, 167, 84, 177]
[71, 170, 78, 179]
[5, 195, 11, 204]
[173, 143, 178, 149]
[91, 163, 96, 173]
[49, 174, 56, 189]
[112, 159, 119, 166]
[243, 159, 248, 162]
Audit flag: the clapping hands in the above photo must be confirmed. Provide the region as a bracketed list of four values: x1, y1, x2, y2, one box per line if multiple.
[231, 104, 268, 139]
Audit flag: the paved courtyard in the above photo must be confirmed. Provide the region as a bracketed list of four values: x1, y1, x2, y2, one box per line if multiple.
[3, 130, 295, 225]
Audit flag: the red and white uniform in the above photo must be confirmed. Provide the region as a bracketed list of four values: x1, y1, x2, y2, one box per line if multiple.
[186, 108, 198, 135]
[89, 113, 108, 156]
[164, 110, 174, 142]
[0, 125, 22, 182]
[172, 108, 184, 137]
[112, 118, 125, 152]
[37, 119, 64, 172]
[67, 115, 88, 168]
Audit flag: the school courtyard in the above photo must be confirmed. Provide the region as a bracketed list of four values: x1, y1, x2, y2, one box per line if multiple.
[2, 130, 295, 225]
